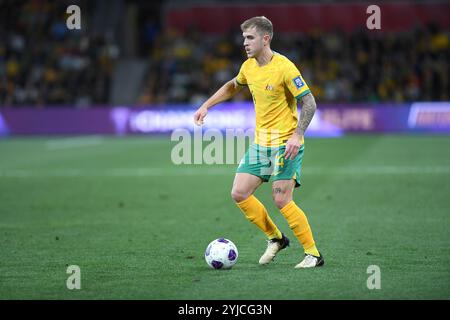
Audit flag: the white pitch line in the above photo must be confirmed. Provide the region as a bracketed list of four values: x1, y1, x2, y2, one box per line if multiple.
[1, 166, 450, 178]
[46, 136, 104, 150]
[305, 165, 450, 175]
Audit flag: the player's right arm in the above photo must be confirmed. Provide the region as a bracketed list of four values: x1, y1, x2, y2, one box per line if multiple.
[194, 78, 243, 126]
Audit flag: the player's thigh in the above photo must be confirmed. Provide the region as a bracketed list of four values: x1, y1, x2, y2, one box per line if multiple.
[231, 173, 263, 201]
[236, 143, 272, 182]
[272, 144, 304, 188]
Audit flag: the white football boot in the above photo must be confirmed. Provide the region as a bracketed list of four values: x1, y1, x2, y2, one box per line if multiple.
[259, 233, 290, 265]
[294, 252, 325, 268]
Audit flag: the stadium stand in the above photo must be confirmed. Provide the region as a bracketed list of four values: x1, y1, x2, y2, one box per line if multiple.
[0, 0, 448, 107]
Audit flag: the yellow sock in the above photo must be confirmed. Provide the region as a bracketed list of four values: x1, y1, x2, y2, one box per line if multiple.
[236, 195, 282, 240]
[280, 201, 320, 256]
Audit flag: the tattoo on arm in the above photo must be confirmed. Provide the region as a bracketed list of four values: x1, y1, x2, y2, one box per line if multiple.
[296, 93, 317, 136]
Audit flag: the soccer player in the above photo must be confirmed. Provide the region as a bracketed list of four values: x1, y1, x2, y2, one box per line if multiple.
[193, 16, 324, 268]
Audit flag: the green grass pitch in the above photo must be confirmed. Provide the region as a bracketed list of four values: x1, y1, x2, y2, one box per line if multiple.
[0, 134, 449, 299]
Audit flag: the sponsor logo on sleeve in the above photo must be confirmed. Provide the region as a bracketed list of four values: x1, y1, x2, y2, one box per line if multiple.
[293, 76, 304, 89]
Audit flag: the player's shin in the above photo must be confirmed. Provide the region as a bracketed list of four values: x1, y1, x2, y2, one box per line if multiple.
[236, 195, 282, 240]
[280, 201, 320, 257]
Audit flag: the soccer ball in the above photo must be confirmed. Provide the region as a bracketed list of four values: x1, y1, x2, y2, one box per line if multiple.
[204, 238, 238, 270]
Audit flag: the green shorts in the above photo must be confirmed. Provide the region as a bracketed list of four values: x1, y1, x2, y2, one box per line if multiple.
[236, 143, 305, 187]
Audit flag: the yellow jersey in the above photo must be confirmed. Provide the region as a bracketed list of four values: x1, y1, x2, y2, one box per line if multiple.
[236, 52, 311, 147]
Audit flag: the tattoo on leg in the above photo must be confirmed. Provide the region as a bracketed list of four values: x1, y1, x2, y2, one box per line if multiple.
[273, 187, 283, 194]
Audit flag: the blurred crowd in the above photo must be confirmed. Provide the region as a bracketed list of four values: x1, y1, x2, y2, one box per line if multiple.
[138, 23, 449, 105]
[0, 1, 119, 107]
[0, 1, 448, 107]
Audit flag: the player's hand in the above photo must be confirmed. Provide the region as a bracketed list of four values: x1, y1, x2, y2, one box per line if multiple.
[284, 133, 304, 160]
[194, 106, 208, 126]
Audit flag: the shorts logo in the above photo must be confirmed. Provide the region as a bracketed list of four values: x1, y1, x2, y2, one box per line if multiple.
[293, 76, 304, 89]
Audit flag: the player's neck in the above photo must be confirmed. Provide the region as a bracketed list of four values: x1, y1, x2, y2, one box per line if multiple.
[255, 48, 274, 67]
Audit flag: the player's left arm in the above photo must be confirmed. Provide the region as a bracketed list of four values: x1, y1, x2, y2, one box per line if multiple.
[284, 92, 317, 160]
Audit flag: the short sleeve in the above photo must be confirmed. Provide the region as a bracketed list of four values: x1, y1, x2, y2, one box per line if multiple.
[235, 63, 247, 86]
[284, 63, 311, 99]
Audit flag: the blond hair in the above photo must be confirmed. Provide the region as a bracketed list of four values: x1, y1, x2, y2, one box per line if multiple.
[240, 16, 273, 41]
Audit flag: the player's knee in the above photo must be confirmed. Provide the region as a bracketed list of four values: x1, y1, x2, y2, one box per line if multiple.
[231, 188, 250, 203]
[273, 194, 291, 209]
